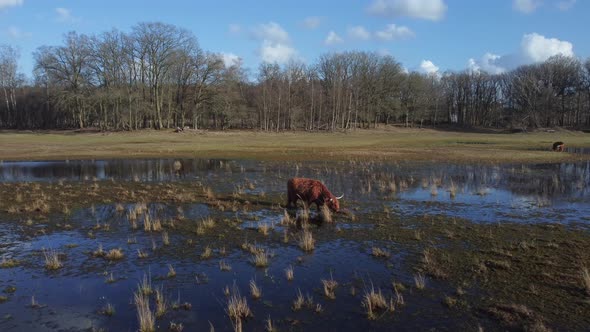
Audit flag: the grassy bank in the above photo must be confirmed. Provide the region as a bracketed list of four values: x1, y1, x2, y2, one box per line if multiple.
[1, 127, 589, 163]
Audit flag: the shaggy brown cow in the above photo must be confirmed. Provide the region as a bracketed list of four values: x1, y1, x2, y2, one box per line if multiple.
[287, 178, 343, 212]
[552, 141, 565, 152]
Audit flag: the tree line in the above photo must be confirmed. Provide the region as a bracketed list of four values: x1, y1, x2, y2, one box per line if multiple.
[1, 22, 590, 131]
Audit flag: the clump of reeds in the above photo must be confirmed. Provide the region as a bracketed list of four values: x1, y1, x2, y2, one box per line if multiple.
[362, 286, 389, 320]
[134, 291, 155, 332]
[105, 272, 116, 283]
[162, 231, 169, 245]
[298, 230, 315, 252]
[430, 184, 438, 196]
[137, 249, 149, 259]
[0, 257, 19, 268]
[258, 223, 272, 236]
[201, 246, 212, 259]
[105, 248, 124, 261]
[167, 264, 176, 278]
[251, 251, 270, 268]
[203, 186, 215, 200]
[43, 248, 62, 270]
[249, 279, 262, 299]
[285, 265, 294, 281]
[227, 285, 252, 332]
[281, 209, 294, 226]
[414, 273, 426, 290]
[101, 302, 115, 316]
[219, 260, 232, 271]
[155, 286, 168, 318]
[169, 322, 184, 332]
[320, 205, 333, 223]
[265, 316, 275, 332]
[292, 289, 305, 311]
[371, 247, 391, 258]
[321, 275, 338, 299]
[138, 272, 153, 296]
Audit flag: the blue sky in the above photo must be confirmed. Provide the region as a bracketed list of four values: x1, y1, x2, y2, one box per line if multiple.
[1, 0, 589, 78]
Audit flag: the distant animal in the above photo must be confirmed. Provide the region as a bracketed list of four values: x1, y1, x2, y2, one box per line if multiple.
[287, 178, 343, 212]
[552, 141, 565, 152]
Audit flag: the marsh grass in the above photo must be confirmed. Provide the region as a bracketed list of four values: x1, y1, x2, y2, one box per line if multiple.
[201, 246, 212, 259]
[320, 204, 333, 223]
[281, 209, 294, 226]
[285, 265, 294, 281]
[249, 279, 261, 299]
[101, 303, 115, 316]
[362, 286, 389, 320]
[219, 260, 232, 271]
[251, 251, 270, 268]
[265, 316, 275, 332]
[105, 248, 124, 260]
[155, 286, 168, 318]
[162, 231, 170, 246]
[0, 257, 19, 268]
[299, 230, 315, 252]
[30, 295, 41, 308]
[134, 292, 155, 332]
[137, 249, 149, 259]
[227, 285, 252, 332]
[43, 248, 62, 270]
[414, 273, 426, 290]
[371, 247, 391, 258]
[139, 272, 153, 296]
[167, 264, 176, 278]
[258, 223, 272, 236]
[292, 289, 305, 311]
[321, 275, 338, 299]
[105, 272, 116, 283]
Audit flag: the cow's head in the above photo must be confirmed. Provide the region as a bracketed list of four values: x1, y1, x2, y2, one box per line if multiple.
[326, 194, 343, 212]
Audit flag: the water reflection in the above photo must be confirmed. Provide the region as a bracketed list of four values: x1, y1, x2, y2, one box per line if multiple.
[1, 159, 589, 224]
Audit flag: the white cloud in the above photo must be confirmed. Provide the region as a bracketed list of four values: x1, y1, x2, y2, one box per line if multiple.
[467, 53, 505, 74]
[348, 26, 371, 40]
[513, 0, 541, 14]
[0, 0, 23, 10]
[252, 22, 290, 44]
[521, 32, 573, 62]
[556, 0, 576, 11]
[55, 7, 79, 23]
[5, 26, 31, 39]
[324, 31, 343, 46]
[220, 52, 241, 68]
[259, 41, 297, 64]
[467, 33, 574, 73]
[368, 0, 447, 21]
[420, 60, 439, 75]
[250, 22, 297, 64]
[302, 16, 321, 29]
[375, 24, 414, 41]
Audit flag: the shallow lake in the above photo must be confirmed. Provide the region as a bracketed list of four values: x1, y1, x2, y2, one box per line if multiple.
[0, 159, 589, 331]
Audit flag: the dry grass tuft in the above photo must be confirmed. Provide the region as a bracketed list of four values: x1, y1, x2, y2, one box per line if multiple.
[138, 272, 153, 296]
[93, 243, 105, 257]
[43, 248, 62, 270]
[105, 248, 124, 261]
[321, 275, 338, 299]
[251, 251, 270, 268]
[134, 292, 155, 332]
[167, 264, 176, 278]
[162, 231, 170, 246]
[219, 260, 232, 271]
[371, 247, 391, 258]
[362, 286, 389, 320]
[582, 267, 590, 296]
[201, 246, 213, 259]
[227, 285, 252, 332]
[265, 316, 276, 332]
[320, 204, 333, 223]
[137, 249, 149, 259]
[249, 279, 262, 299]
[155, 286, 168, 318]
[101, 302, 115, 316]
[281, 209, 294, 226]
[0, 257, 19, 268]
[292, 289, 305, 311]
[414, 273, 426, 290]
[298, 230, 315, 252]
[285, 265, 294, 281]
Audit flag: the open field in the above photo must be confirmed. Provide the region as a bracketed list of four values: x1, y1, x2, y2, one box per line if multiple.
[1, 127, 589, 163]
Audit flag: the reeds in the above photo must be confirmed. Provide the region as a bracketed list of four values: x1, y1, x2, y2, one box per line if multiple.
[414, 273, 426, 290]
[321, 275, 338, 299]
[582, 266, 590, 295]
[285, 265, 294, 281]
[134, 291, 155, 332]
[219, 260, 232, 271]
[320, 204, 333, 223]
[137, 249, 149, 259]
[167, 264, 176, 278]
[371, 247, 391, 258]
[105, 248, 124, 260]
[227, 285, 252, 332]
[292, 289, 305, 311]
[251, 251, 270, 268]
[155, 286, 168, 318]
[362, 286, 388, 320]
[249, 279, 262, 299]
[201, 246, 212, 259]
[298, 230, 315, 252]
[43, 248, 62, 270]
[101, 302, 115, 316]
[162, 231, 169, 246]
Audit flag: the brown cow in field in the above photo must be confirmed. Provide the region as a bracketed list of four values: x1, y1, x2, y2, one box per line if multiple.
[287, 178, 343, 212]
[552, 141, 565, 152]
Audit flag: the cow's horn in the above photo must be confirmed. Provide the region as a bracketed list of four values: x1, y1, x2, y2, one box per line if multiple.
[335, 194, 344, 200]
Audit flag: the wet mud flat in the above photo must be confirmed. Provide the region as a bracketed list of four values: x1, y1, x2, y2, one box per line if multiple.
[0, 159, 589, 331]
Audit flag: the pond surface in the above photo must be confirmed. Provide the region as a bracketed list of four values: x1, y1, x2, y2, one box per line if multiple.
[0, 159, 589, 331]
